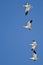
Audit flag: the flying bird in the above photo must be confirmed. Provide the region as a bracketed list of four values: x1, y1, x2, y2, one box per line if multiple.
[29, 40, 37, 50]
[23, 3, 32, 15]
[29, 50, 38, 61]
[23, 20, 32, 30]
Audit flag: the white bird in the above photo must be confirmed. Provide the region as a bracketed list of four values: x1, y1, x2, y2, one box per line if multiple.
[29, 40, 37, 50]
[29, 51, 38, 61]
[23, 3, 32, 15]
[23, 20, 32, 30]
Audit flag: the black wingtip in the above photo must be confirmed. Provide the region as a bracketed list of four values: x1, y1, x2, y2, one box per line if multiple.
[25, 11, 28, 15]
[30, 20, 32, 23]
[33, 40, 35, 42]
[34, 60, 36, 61]
[31, 48, 33, 51]
[33, 50, 37, 54]
[29, 28, 31, 30]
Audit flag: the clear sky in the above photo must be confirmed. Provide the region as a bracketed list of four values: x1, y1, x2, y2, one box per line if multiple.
[0, 0, 43, 65]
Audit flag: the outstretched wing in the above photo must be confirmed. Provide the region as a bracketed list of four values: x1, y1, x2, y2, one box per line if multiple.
[32, 41, 37, 47]
[33, 53, 37, 58]
[27, 21, 31, 28]
[25, 6, 30, 13]
[27, 21, 30, 25]
[25, 4, 31, 15]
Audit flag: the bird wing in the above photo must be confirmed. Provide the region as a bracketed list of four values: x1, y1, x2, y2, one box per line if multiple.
[32, 41, 37, 47]
[27, 21, 30, 25]
[33, 53, 37, 58]
[23, 5, 28, 8]
[30, 41, 37, 49]
[32, 41, 37, 44]
[32, 45, 36, 50]
[27, 21, 31, 28]
[25, 6, 30, 13]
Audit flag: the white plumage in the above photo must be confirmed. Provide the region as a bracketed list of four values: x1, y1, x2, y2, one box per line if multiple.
[23, 20, 32, 30]
[23, 3, 31, 15]
[29, 52, 38, 61]
[29, 40, 37, 50]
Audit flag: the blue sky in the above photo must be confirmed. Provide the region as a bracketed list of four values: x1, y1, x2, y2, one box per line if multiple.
[0, 0, 43, 65]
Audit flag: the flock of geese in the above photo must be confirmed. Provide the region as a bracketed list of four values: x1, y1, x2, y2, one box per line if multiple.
[23, 3, 38, 61]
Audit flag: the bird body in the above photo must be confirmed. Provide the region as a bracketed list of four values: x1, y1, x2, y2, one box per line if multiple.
[23, 3, 31, 15]
[30, 52, 38, 61]
[29, 40, 37, 50]
[23, 20, 32, 30]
